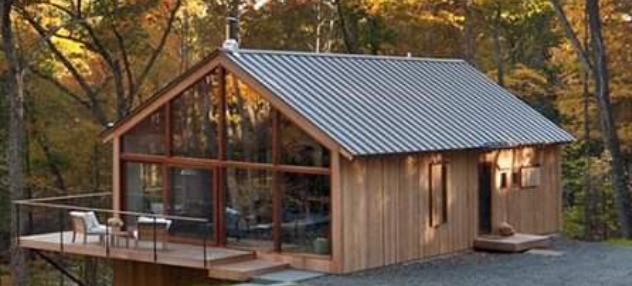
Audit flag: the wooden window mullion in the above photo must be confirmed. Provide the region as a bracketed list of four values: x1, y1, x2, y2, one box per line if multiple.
[272, 109, 282, 252]
[217, 67, 227, 246]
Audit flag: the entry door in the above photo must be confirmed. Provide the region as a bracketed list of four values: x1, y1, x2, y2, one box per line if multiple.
[478, 163, 493, 234]
[167, 166, 217, 242]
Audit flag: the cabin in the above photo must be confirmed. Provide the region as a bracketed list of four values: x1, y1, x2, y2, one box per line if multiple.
[15, 48, 573, 286]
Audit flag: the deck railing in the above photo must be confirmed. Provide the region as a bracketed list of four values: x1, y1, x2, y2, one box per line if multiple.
[14, 193, 213, 269]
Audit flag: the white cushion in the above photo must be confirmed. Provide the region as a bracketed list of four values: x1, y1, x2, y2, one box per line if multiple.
[138, 216, 172, 229]
[87, 225, 107, 234]
[84, 212, 101, 230]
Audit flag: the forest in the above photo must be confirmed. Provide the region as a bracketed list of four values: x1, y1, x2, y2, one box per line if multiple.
[0, 0, 631, 285]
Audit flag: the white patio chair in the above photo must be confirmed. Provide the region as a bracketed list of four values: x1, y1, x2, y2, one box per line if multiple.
[134, 216, 172, 250]
[69, 211, 107, 244]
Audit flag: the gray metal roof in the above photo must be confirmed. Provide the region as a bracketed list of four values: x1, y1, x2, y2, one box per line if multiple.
[224, 49, 574, 156]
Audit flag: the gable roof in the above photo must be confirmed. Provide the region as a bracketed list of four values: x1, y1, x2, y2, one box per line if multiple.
[224, 49, 573, 155]
[103, 48, 574, 156]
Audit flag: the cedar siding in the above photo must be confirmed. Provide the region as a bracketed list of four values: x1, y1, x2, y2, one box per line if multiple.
[337, 145, 561, 273]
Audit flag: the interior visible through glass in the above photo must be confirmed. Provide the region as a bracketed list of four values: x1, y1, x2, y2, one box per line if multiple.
[281, 173, 331, 254]
[168, 167, 214, 240]
[225, 168, 274, 250]
[124, 162, 164, 227]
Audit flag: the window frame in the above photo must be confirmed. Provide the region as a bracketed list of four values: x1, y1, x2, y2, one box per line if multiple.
[117, 67, 332, 254]
[429, 160, 448, 228]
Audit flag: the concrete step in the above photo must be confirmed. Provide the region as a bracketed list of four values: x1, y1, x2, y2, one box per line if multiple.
[474, 233, 551, 252]
[208, 258, 289, 282]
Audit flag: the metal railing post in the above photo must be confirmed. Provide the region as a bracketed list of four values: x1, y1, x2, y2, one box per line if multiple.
[203, 221, 208, 269]
[15, 203, 20, 246]
[153, 216, 157, 263]
[105, 212, 110, 257]
[59, 208, 64, 253]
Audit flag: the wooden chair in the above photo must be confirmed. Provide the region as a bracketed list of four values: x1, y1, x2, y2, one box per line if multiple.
[69, 211, 107, 244]
[134, 217, 172, 250]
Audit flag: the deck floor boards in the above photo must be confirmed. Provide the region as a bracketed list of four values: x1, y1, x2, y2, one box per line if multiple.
[19, 232, 253, 269]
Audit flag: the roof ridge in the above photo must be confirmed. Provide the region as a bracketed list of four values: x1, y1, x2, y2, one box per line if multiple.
[221, 48, 466, 63]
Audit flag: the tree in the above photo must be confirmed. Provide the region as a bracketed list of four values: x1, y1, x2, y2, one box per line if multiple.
[0, 0, 26, 285]
[551, 0, 632, 238]
[17, 0, 184, 125]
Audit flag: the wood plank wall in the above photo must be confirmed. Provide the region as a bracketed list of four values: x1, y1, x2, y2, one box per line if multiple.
[113, 260, 209, 286]
[338, 151, 480, 273]
[485, 145, 562, 235]
[337, 146, 562, 273]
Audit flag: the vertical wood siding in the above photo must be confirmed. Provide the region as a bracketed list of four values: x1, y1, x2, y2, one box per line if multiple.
[338, 146, 561, 273]
[339, 151, 480, 272]
[487, 145, 562, 234]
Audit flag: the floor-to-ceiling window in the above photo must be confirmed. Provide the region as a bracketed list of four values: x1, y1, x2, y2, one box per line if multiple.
[119, 67, 331, 255]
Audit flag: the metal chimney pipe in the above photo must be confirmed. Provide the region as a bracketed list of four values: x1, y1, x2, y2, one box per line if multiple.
[226, 0, 240, 42]
[226, 16, 239, 42]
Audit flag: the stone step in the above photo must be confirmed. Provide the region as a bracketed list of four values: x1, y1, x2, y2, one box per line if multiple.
[208, 258, 289, 282]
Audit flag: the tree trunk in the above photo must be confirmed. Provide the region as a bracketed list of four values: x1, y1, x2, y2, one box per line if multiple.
[586, 0, 632, 238]
[1, 1, 26, 285]
[334, 0, 357, 54]
[582, 70, 597, 240]
[461, 0, 476, 65]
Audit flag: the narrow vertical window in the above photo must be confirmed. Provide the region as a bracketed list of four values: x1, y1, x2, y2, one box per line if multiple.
[430, 162, 448, 227]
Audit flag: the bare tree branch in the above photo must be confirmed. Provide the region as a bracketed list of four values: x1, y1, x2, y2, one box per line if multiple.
[550, 0, 594, 73]
[133, 0, 183, 102]
[29, 67, 92, 110]
[19, 9, 97, 98]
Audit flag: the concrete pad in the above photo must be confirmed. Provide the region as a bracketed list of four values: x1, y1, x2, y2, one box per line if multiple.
[254, 269, 324, 283]
[526, 249, 564, 257]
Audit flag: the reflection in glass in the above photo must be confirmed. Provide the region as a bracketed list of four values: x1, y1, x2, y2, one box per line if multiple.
[171, 75, 219, 158]
[122, 108, 166, 154]
[226, 74, 272, 163]
[281, 173, 330, 254]
[124, 162, 163, 226]
[280, 115, 330, 167]
[225, 168, 274, 249]
[168, 167, 214, 239]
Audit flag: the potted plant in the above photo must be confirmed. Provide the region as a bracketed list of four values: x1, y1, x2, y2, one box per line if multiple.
[313, 237, 330, 255]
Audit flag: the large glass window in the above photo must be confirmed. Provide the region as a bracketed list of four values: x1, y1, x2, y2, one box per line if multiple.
[281, 173, 330, 254]
[225, 168, 274, 249]
[168, 167, 214, 239]
[124, 162, 164, 216]
[122, 108, 166, 154]
[280, 115, 330, 167]
[171, 75, 219, 158]
[226, 74, 272, 163]
[120, 70, 332, 255]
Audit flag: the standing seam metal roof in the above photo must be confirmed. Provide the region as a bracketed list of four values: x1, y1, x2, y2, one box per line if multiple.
[224, 49, 574, 156]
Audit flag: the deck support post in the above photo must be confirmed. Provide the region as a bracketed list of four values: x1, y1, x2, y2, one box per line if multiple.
[34, 250, 91, 286]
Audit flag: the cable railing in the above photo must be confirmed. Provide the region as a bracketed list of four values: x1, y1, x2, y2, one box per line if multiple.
[14, 193, 214, 269]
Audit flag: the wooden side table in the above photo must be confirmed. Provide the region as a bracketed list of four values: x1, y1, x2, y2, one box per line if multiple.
[109, 230, 133, 248]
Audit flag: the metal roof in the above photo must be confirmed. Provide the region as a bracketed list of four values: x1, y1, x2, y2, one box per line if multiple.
[224, 49, 573, 156]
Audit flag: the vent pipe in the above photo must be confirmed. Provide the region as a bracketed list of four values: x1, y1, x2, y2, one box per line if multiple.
[223, 1, 240, 50]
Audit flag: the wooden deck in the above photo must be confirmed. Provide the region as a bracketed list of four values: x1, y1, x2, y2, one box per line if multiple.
[19, 232, 254, 269]
[473, 233, 551, 252]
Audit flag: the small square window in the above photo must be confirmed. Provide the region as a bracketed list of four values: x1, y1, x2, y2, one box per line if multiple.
[521, 166, 541, 188]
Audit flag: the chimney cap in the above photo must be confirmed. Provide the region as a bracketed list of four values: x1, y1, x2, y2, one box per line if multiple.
[223, 38, 239, 51]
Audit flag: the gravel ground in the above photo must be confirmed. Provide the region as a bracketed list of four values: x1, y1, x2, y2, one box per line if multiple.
[306, 239, 632, 286]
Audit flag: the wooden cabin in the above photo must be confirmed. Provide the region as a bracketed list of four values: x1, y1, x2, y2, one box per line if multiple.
[17, 48, 573, 285]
